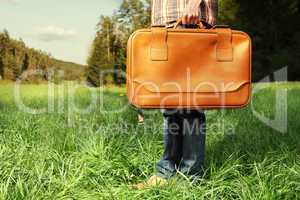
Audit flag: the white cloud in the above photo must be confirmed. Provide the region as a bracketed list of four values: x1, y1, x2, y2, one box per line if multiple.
[0, 0, 19, 5]
[30, 26, 77, 42]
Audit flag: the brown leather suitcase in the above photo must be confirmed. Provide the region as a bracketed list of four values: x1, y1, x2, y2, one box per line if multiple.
[126, 24, 252, 109]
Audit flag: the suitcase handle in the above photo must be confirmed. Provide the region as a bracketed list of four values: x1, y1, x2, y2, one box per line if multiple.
[173, 19, 205, 29]
[150, 23, 233, 62]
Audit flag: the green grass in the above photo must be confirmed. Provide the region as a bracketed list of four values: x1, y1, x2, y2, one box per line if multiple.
[0, 82, 299, 199]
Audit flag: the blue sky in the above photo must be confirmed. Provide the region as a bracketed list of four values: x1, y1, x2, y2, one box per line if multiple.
[0, 0, 122, 64]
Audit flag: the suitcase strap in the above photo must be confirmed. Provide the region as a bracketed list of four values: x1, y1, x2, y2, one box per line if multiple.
[150, 28, 168, 61]
[150, 27, 233, 62]
[215, 28, 233, 62]
[129, 105, 145, 124]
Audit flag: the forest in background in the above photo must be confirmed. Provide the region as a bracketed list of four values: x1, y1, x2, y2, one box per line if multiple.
[86, 0, 300, 86]
[0, 30, 85, 82]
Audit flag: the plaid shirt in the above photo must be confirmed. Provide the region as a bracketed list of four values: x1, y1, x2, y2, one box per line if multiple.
[151, 0, 218, 26]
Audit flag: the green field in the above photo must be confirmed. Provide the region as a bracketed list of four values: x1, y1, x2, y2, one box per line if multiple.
[0, 82, 299, 199]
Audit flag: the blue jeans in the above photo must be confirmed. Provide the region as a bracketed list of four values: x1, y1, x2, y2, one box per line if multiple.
[156, 109, 206, 179]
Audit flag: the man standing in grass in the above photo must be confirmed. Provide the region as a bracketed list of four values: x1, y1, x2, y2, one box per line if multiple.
[134, 0, 218, 189]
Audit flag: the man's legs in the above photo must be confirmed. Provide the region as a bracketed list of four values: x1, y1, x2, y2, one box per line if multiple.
[133, 110, 182, 189]
[156, 110, 183, 179]
[156, 109, 206, 179]
[179, 110, 206, 177]
[133, 109, 206, 189]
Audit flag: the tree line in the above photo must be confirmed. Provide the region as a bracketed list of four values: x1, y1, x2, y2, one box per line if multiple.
[86, 0, 150, 86]
[0, 30, 85, 82]
[86, 0, 300, 86]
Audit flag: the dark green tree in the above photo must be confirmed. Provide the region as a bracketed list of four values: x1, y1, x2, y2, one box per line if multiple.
[236, 0, 300, 81]
[86, 16, 117, 86]
[86, 0, 151, 86]
[0, 30, 10, 79]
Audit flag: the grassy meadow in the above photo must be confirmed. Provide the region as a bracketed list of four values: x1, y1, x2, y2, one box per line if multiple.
[0, 82, 299, 199]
